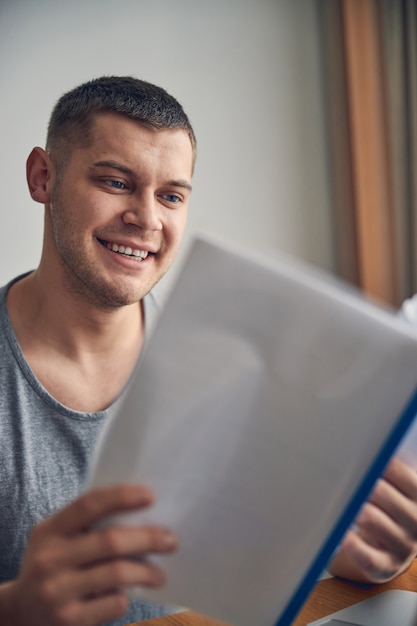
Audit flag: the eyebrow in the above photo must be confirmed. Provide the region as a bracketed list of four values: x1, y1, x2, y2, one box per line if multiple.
[92, 160, 192, 192]
[92, 160, 134, 175]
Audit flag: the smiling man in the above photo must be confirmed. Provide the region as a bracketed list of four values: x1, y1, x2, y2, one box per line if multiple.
[43, 110, 193, 311]
[2, 75, 417, 626]
[0, 76, 195, 626]
[16, 110, 193, 414]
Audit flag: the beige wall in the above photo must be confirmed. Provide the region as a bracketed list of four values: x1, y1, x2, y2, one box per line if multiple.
[0, 0, 333, 295]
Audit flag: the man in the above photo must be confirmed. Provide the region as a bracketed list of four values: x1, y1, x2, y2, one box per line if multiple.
[0, 76, 195, 626]
[0, 75, 417, 626]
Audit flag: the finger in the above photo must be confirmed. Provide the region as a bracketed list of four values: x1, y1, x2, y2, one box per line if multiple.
[339, 529, 401, 582]
[42, 556, 167, 607]
[41, 485, 155, 536]
[78, 592, 129, 626]
[369, 477, 417, 540]
[44, 592, 129, 626]
[63, 525, 178, 568]
[74, 557, 167, 597]
[355, 502, 409, 554]
[383, 457, 417, 500]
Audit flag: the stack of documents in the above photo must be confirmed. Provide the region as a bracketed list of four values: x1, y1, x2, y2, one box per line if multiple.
[88, 237, 417, 626]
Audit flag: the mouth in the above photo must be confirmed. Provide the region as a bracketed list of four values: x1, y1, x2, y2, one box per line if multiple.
[97, 238, 151, 261]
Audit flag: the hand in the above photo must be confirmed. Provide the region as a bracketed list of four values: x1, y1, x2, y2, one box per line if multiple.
[329, 457, 417, 583]
[0, 484, 178, 626]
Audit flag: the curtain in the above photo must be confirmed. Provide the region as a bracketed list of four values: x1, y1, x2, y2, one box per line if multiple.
[319, 0, 417, 308]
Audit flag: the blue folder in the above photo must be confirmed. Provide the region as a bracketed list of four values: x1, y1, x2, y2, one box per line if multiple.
[89, 236, 417, 626]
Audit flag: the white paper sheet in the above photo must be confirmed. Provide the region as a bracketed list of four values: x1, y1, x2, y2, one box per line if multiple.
[88, 237, 417, 626]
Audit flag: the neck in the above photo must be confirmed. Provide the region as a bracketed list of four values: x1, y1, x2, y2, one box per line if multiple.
[7, 269, 144, 356]
[6, 270, 146, 412]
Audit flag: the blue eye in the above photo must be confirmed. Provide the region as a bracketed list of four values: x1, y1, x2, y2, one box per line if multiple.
[106, 180, 127, 189]
[164, 194, 181, 203]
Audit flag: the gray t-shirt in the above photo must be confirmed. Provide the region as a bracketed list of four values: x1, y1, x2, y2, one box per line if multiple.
[0, 274, 169, 624]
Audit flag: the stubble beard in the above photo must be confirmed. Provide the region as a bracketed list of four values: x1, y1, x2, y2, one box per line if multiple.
[49, 185, 163, 310]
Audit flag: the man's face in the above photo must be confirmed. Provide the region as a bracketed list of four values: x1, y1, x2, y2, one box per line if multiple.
[47, 111, 193, 308]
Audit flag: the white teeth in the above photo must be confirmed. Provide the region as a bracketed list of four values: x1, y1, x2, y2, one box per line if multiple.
[106, 241, 149, 260]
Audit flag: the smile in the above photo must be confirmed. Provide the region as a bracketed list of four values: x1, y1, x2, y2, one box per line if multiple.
[98, 238, 150, 260]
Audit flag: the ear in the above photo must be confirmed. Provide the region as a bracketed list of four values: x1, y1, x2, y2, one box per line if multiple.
[26, 147, 54, 204]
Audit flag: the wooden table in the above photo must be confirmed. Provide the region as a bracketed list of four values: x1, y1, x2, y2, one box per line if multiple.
[133, 559, 417, 625]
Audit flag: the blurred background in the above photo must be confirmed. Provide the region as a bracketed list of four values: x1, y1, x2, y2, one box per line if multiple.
[0, 0, 415, 306]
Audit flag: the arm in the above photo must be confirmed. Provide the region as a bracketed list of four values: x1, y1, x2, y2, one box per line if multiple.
[329, 457, 417, 583]
[0, 484, 177, 626]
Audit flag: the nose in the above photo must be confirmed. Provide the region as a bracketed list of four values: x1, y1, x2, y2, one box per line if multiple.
[122, 190, 162, 231]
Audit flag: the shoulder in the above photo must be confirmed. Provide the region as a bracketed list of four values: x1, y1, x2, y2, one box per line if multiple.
[0, 272, 34, 307]
[0, 272, 34, 355]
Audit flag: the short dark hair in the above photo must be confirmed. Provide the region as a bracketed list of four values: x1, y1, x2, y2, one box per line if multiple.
[46, 75, 196, 166]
